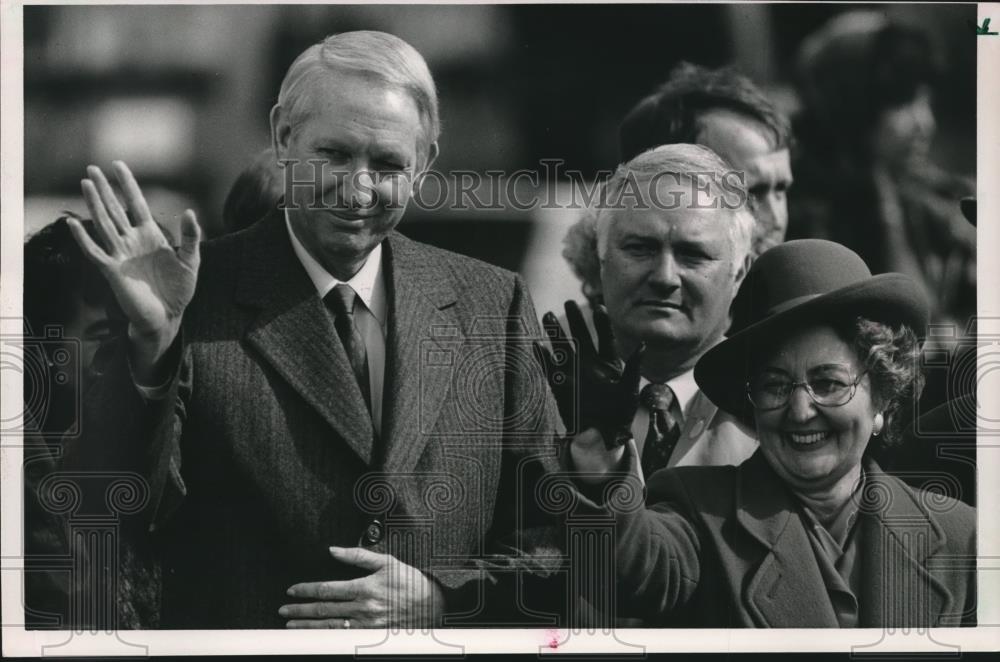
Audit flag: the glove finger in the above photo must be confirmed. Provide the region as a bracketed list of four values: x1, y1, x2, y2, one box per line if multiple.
[564, 300, 597, 360]
[542, 311, 568, 343]
[620, 344, 643, 396]
[593, 305, 621, 364]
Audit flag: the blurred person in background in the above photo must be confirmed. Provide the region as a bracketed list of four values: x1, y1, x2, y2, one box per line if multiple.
[222, 147, 284, 234]
[23, 215, 161, 629]
[620, 62, 794, 261]
[879, 196, 978, 507]
[62, 30, 563, 629]
[564, 62, 793, 314]
[788, 10, 975, 331]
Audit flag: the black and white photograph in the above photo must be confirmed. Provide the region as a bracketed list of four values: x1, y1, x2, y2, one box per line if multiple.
[2, 1, 998, 656]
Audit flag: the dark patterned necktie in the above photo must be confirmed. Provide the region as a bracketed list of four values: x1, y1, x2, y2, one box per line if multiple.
[325, 284, 371, 411]
[639, 383, 682, 478]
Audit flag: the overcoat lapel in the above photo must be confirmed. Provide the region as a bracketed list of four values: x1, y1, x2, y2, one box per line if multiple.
[857, 460, 951, 627]
[379, 233, 459, 473]
[737, 453, 840, 627]
[236, 211, 376, 465]
[666, 390, 718, 467]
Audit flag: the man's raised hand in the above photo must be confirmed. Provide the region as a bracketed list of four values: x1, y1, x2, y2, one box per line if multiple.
[67, 161, 201, 381]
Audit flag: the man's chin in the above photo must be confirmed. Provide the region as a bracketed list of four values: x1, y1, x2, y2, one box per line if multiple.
[632, 322, 690, 347]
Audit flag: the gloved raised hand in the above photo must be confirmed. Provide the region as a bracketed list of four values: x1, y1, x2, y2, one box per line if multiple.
[533, 301, 642, 449]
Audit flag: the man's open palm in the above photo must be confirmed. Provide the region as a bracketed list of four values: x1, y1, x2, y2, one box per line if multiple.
[68, 161, 200, 347]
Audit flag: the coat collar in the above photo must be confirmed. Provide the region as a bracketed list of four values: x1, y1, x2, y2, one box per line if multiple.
[734, 451, 840, 626]
[856, 457, 952, 626]
[235, 210, 376, 465]
[734, 451, 953, 627]
[234, 214, 458, 471]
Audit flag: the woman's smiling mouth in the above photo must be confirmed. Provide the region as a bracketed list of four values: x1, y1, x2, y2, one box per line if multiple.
[783, 430, 831, 448]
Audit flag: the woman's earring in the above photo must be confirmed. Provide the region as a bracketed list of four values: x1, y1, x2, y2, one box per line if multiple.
[872, 412, 885, 437]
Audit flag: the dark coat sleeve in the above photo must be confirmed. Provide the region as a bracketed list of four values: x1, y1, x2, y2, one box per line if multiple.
[568, 449, 705, 621]
[59, 330, 188, 532]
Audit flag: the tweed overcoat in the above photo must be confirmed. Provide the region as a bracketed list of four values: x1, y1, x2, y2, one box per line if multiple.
[66, 211, 564, 628]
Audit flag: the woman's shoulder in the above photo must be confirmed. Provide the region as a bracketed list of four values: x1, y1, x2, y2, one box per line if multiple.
[875, 471, 976, 543]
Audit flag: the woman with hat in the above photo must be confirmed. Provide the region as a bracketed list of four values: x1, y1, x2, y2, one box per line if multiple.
[570, 238, 976, 627]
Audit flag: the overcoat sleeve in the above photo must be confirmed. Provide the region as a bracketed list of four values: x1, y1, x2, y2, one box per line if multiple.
[571, 454, 704, 620]
[59, 331, 189, 532]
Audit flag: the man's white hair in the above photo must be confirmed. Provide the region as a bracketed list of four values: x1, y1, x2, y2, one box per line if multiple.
[594, 143, 754, 277]
[276, 31, 440, 159]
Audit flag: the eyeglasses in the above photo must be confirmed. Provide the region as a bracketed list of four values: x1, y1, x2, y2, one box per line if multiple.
[746, 366, 869, 411]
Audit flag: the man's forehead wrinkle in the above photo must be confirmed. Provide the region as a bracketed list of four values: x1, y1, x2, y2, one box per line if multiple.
[619, 208, 726, 243]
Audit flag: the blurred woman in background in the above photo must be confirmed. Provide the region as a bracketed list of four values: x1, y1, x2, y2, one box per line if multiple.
[788, 11, 975, 330]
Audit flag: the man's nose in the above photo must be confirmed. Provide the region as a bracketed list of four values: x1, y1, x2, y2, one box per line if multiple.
[648, 251, 681, 288]
[344, 166, 376, 208]
[757, 195, 789, 234]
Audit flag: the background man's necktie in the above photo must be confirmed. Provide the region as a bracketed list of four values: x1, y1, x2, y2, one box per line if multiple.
[640, 383, 682, 478]
[325, 284, 371, 411]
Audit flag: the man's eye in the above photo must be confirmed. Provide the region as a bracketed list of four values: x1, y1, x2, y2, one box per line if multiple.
[321, 149, 350, 160]
[678, 247, 711, 263]
[622, 243, 654, 256]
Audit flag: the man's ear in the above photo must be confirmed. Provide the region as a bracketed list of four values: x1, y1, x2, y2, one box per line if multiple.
[732, 253, 752, 298]
[270, 104, 291, 160]
[418, 141, 440, 177]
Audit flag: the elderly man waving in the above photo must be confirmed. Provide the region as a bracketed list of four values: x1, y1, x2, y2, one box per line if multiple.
[65, 31, 562, 629]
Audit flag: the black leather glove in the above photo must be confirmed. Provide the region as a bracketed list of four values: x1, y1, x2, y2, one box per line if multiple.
[533, 301, 641, 449]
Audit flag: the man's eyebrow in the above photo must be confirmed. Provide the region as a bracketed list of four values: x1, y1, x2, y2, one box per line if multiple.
[373, 148, 410, 164]
[618, 231, 659, 242]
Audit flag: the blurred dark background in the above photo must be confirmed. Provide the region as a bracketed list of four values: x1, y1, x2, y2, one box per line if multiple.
[23, 3, 977, 315]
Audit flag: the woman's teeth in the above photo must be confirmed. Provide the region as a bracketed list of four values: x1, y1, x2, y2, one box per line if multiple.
[786, 431, 828, 446]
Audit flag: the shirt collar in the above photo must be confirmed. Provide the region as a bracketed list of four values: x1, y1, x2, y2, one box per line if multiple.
[284, 210, 386, 325]
[639, 368, 699, 417]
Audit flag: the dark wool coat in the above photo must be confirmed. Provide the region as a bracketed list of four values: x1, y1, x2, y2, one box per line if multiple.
[65, 211, 564, 628]
[577, 450, 976, 627]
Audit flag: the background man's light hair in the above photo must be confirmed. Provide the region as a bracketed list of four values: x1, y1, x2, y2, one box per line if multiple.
[594, 143, 753, 277]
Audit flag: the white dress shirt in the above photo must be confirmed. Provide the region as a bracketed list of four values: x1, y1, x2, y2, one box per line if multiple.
[285, 212, 388, 437]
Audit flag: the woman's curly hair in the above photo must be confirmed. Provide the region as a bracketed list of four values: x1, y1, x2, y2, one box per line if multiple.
[835, 316, 925, 450]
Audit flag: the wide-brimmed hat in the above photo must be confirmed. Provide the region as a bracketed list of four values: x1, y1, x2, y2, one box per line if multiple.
[694, 239, 929, 422]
